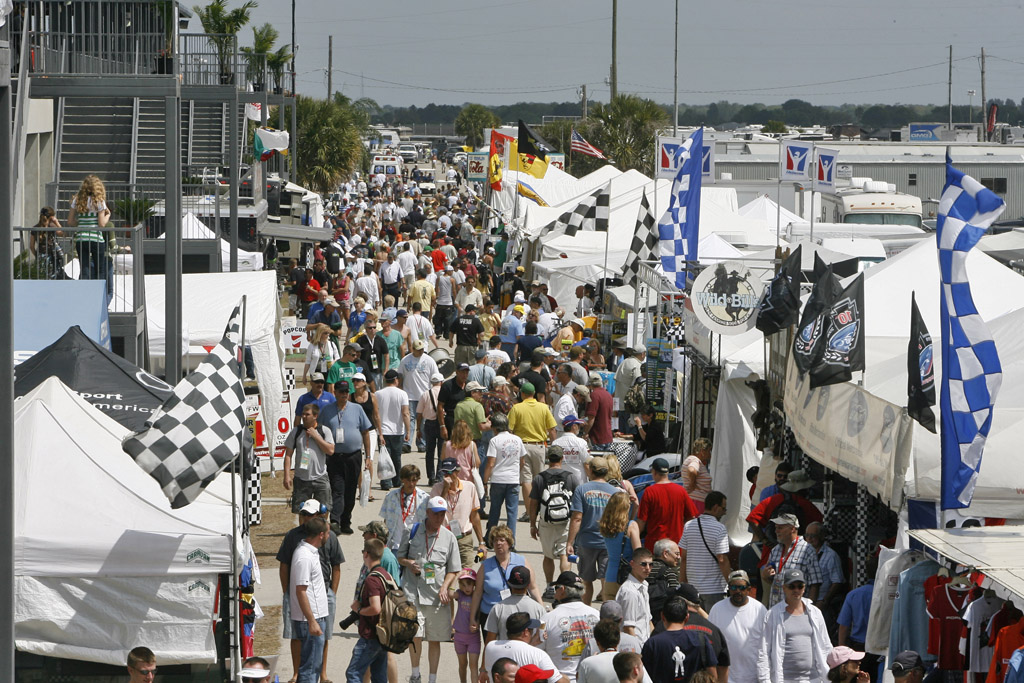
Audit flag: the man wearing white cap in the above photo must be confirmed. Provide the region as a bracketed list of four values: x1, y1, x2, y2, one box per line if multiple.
[416, 371, 446, 483]
[398, 338, 439, 453]
[761, 513, 822, 607]
[398, 496, 462, 683]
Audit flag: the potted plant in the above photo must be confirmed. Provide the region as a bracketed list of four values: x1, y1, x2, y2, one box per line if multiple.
[193, 0, 256, 86]
[113, 197, 157, 228]
[266, 45, 291, 94]
[241, 23, 277, 92]
[154, 0, 177, 74]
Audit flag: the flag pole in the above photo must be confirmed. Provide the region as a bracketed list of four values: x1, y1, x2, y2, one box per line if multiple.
[230, 295, 247, 683]
[809, 144, 816, 242]
[775, 181, 782, 249]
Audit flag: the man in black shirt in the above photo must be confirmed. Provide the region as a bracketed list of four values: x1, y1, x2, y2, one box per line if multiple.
[652, 584, 730, 681]
[450, 304, 484, 367]
[355, 318, 390, 386]
[514, 351, 551, 404]
[312, 258, 330, 288]
[437, 363, 469, 443]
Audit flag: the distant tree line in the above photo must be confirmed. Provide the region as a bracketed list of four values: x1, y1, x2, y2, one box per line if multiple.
[374, 98, 1024, 130]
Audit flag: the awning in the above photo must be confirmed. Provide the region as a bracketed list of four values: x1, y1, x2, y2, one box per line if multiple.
[909, 527, 1024, 603]
[260, 223, 331, 242]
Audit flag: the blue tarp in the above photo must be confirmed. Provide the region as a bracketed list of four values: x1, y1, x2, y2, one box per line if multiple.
[14, 280, 110, 365]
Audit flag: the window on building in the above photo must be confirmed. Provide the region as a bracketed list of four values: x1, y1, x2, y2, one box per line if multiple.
[981, 177, 1008, 194]
[908, 173, 917, 186]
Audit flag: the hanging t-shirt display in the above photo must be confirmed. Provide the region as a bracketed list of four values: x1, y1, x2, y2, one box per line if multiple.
[888, 559, 939, 662]
[926, 582, 977, 670]
[986, 618, 1024, 683]
[961, 595, 1004, 674]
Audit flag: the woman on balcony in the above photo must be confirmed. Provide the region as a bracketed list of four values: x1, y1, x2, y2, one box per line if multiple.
[68, 175, 112, 297]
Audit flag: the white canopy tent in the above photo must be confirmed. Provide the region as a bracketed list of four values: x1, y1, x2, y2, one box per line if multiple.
[738, 194, 803, 229]
[15, 377, 241, 665]
[112, 213, 264, 273]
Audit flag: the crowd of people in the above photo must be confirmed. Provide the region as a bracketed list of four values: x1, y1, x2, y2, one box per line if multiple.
[263, 176, 911, 683]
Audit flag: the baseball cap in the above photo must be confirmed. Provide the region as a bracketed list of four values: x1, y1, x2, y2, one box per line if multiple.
[783, 568, 806, 586]
[675, 583, 701, 604]
[324, 298, 339, 307]
[352, 372, 367, 382]
[728, 570, 751, 585]
[439, 458, 459, 474]
[561, 414, 586, 428]
[430, 372, 444, 383]
[505, 612, 541, 636]
[515, 664, 556, 683]
[465, 381, 485, 392]
[573, 385, 590, 401]
[493, 376, 509, 386]
[358, 520, 389, 540]
[650, 457, 670, 473]
[891, 651, 925, 675]
[474, 348, 488, 359]
[465, 304, 478, 312]
[516, 265, 525, 273]
[310, 372, 325, 383]
[335, 379, 351, 393]
[458, 567, 478, 582]
[412, 339, 426, 350]
[397, 309, 409, 317]
[507, 565, 531, 589]
[552, 570, 582, 589]
[513, 304, 525, 314]
[457, 363, 471, 372]
[770, 513, 800, 528]
[240, 665, 273, 680]
[599, 600, 624, 622]
[586, 374, 603, 387]
[299, 499, 323, 516]
[384, 369, 400, 381]
[520, 381, 536, 394]
[426, 496, 448, 512]
[827, 646, 866, 670]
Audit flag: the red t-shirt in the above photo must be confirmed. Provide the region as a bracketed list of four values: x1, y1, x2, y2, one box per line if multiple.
[638, 482, 698, 551]
[926, 583, 975, 669]
[302, 277, 321, 303]
[431, 250, 447, 273]
[358, 568, 393, 640]
[585, 387, 614, 445]
[745, 492, 824, 529]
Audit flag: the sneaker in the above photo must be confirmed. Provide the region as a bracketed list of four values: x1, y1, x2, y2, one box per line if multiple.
[518, 512, 529, 523]
[402, 444, 412, 453]
[479, 509, 489, 520]
[339, 526, 354, 535]
[542, 586, 556, 602]
[408, 675, 422, 683]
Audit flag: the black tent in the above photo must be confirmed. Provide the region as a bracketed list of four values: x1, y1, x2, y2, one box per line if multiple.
[14, 326, 173, 431]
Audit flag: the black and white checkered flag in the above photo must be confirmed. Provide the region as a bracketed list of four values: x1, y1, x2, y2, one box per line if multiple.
[123, 303, 251, 508]
[622, 190, 657, 286]
[544, 181, 611, 239]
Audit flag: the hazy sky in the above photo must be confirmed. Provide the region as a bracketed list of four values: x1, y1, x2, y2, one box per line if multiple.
[193, 0, 1024, 109]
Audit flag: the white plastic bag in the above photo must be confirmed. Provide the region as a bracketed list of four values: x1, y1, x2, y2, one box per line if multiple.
[359, 470, 371, 507]
[471, 468, 485, 500]
[377, 444, 396, 480]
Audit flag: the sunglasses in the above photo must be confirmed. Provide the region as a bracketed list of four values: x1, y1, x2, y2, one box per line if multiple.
[786, 583, 806, 590]
[728, 585, 750, 591]
[636, 561, 653, 567]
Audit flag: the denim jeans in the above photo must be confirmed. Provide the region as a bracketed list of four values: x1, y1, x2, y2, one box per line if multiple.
[405, 399, 420, 448]
[293, 617, 328, 683]
[487, 482, 520, 538]
[346, 636, 388, 683]
[382, 434, 404, 489]
[423, 419, 441, 482]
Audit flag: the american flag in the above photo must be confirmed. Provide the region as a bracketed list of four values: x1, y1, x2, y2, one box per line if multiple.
[571, 129, 606, 159]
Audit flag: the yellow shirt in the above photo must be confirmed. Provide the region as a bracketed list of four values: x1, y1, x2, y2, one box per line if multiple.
[408, 279, 435, 310]
[508, 398, 557, 442]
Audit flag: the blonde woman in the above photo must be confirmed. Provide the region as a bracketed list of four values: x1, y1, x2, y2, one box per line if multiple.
[348, 296, 368, 335]
[605, 455, 639, 509]
[302, 324, 338, 384]
[67, 175, 111, 289]
[599, 491, 642, 601]
[443, 420, 480, 483]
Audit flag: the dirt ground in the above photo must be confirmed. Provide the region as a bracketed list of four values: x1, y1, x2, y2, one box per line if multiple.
[250, 472, 294, 657]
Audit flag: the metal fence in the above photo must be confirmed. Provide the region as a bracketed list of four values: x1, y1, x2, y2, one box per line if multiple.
[179, 33, 292, 93]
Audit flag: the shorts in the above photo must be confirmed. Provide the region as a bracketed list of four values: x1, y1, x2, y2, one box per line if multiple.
[538, 520, 569, 560]
[520, 443, 546, 485]
[454, 631, 481, 655]
[576, 545, 608, 583]
[416, 602, 453, 642]
[456, 533, 476, 568]
[325, 587, 336, 641]
[291, 475, 332, 513]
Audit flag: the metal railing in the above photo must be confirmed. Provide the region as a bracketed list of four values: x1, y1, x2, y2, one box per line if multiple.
[13, 1, 174, 77]
[178, 33, 292, 93]
[14, 223, 144, 314]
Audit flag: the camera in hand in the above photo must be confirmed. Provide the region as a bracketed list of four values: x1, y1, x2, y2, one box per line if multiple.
[338, 610, 359, 630]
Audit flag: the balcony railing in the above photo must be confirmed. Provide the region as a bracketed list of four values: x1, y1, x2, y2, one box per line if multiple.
[178, 33, 292, 93]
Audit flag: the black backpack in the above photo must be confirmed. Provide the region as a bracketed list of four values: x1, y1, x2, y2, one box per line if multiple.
[539, 470, 573, 523]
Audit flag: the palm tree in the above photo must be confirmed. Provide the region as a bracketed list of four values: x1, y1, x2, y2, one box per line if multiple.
[193, 0, 258, 85]
[265, 45, 292, 93]
[271, 95, 367, 195]
[588, 95, 669, 175]
[240, 23, 277, 91]
[455, 103, 500, 148]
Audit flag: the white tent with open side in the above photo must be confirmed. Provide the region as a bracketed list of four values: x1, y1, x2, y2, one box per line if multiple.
[14, 377, 242, 665]
[113, 212, 264, 273]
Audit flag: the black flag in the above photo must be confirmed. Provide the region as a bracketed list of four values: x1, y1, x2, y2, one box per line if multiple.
[517, 120, 557, 178]
[793, 264, 841, 376]
[811, 251, 829, 283]
[907, 291, 937, 432]
[810, 273, 865, 388]
[757, 245, 803, 335]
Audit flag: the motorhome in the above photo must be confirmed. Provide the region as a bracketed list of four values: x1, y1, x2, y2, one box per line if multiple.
[819, 179, 924, 228]
[370, 155, 404, 180]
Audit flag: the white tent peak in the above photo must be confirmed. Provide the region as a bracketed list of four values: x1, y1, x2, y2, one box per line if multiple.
[738, 194, 803, 227]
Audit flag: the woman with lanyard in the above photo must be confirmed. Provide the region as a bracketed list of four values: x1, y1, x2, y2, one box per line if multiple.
[379, 464, 429, 551]
[468, 524, 543, 634]
[351, 372, 383, 497]
[430, 457, 486, 568]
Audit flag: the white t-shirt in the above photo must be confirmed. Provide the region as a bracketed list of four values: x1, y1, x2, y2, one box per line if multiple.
[355, 275, 380, 307]
[487, 432, 527, 485]
[486, 349, 511, 370]
[289, 540, 328, 621]
[485, 593, 548, 640]
[551, 432, 590, 484]
[577, 651, 653, 683]
[397, 352, 438, 401]
[375, 385, 409, 436]
[615, 575, 652, 646]
[405, 314, 435, 346]
[708, 597, 767, 683]
[680, 514, 730, 595]
[483, 640, 561, 682]
[541, 600, 600, 681]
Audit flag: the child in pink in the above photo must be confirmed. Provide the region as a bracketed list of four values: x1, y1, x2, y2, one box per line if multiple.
[452, 567, 480, 683]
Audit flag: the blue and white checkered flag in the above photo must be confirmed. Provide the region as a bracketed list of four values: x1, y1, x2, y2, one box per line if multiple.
[937, 157, 1005, 510]
[658, 128, 703, 289]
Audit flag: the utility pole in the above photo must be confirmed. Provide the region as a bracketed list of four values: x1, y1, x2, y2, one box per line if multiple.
[981, 47, 987, 140]
[581, 84, 588, 119]
[291, 0, 296, 95]
[610, 0, 617, 100]
[673, 0, 679, 136]
[327, 35, 333, 100]
[948, 45, 953, 131]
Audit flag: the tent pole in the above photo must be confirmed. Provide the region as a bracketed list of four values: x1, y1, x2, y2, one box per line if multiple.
[775, 179, 782, 249]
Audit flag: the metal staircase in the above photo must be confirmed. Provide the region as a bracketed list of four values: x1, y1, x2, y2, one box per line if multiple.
[56, 97, 134, 188]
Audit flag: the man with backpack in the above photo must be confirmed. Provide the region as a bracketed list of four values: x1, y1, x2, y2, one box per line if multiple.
[346, 537, 402, 683]
[528, 445, 580, 601]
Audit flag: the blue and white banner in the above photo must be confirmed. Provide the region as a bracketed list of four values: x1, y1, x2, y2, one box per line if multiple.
[657, 135, 713, 181]
[938, 157, 1005, 510]
[813, 147, 839, 194]
[779, 140, 813, 181]
[658, 128, 703, 289]
[701, 143, 715, 182]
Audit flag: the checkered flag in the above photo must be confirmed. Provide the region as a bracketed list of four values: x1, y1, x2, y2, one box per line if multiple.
[937, 156, 1005, 510]
[123, 303, 251, 508]
[622, 190, 657, 286]
[544, 182, 610, 239]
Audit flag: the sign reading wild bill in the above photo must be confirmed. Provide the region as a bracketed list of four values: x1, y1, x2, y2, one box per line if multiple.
[689, 261, 766, 336]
